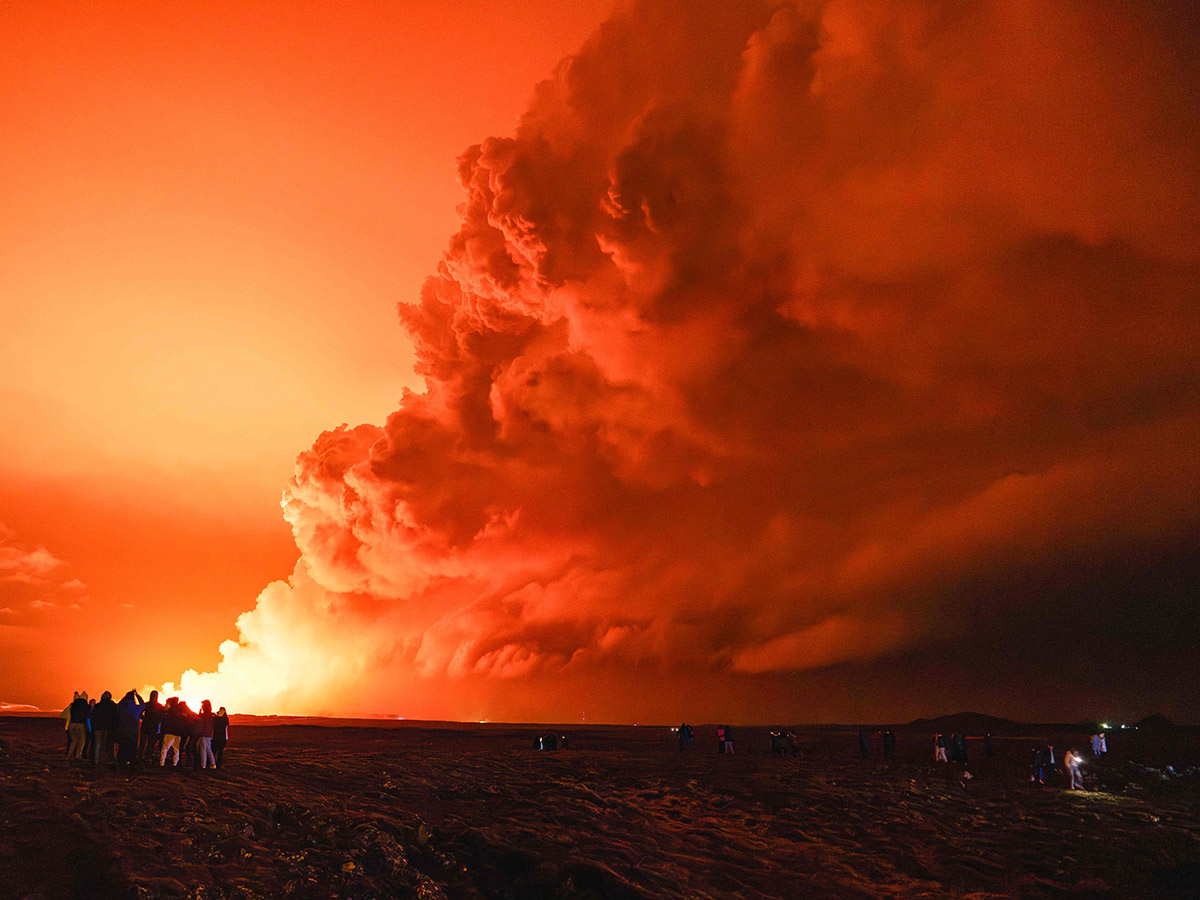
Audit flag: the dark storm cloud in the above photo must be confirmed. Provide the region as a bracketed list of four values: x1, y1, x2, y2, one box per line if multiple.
[176, 0, 1200, 719]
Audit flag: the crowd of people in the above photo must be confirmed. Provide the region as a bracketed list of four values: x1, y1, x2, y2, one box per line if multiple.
[62, 690, 230, 770]
[716, 724, 734, 754]
[932, 731, 976, 764]
[673, 723, 735, 753]
[1027, 742, 1089, 788]
[679, 724, 1099, 792]
[532, 733, 569, 750]
[859, 728, 899, 761]
[1027, 742, 1088, 789]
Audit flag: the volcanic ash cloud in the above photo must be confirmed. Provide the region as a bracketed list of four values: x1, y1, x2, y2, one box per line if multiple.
[173, 0, 1200, 717]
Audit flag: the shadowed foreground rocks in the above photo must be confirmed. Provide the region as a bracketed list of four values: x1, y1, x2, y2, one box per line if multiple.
[2, 718, 1199, 899]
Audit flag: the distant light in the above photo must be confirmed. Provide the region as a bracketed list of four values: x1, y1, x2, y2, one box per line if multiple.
[1101, 723, 1110, 730]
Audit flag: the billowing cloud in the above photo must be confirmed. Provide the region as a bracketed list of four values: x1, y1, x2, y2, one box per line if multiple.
[172, 0, 1200, 718]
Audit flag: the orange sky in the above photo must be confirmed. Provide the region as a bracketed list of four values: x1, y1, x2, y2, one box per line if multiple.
[1, 0, 613, 710]
[4, 1, 1200, 725]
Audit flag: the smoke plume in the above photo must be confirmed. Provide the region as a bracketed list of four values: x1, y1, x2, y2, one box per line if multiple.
[171, 0, 1200, 720]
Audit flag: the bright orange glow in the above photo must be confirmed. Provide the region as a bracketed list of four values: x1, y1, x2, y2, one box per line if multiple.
[1, 0, 613, 714]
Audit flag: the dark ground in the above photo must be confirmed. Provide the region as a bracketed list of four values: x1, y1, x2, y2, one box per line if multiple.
[2, 716, 1199, 899]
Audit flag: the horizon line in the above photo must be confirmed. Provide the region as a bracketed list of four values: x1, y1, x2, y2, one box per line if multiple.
[1, 709, 1185, 728]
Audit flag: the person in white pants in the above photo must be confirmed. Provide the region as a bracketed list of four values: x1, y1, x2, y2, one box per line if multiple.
[160, 733, 182, 766]
[1065, 749, 1085, 790]
[159, 696, 183, 766]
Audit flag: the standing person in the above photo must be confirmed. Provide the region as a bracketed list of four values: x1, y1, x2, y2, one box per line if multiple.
[178, 701, 200, 767]
[60, 699, 72, 753]
[91, 691, 119, 765]
[139, 690, 164, 764]
[1097, 733, 1107, 756]
[1065, 749, 1085, 790]
[883, 730, 897, 761]
[716, 725, 726, 754]
[82, 698, 97, 761]
[722, 725, 734, 755]
[159, 698, 184, 766]
[859, 727, 872, 759]
[197, 700, 217, 768]
[934, 733, 948, 763]
[678, 723, 689, 752]
[66, 692, 90, 759]
[115, 690, 145, 769]
[212, 707, 230, 767]
[770, 731, 787, 756]
[952, 732, 968, 764]
[1030, 746, 1045, 783]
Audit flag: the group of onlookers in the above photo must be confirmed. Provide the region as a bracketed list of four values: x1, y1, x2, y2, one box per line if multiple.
[769, 729, 798, 756]
[860, 728, 898, 761]
[63, 690, 230, 769]
[1029, 743, 1086, 789]
[716, 724, 734, 754]
[932, 732, 973, 764]
[927, 730, 1092, 791]
[674, 723, 734, 753]
[668, 724, 1103, 792]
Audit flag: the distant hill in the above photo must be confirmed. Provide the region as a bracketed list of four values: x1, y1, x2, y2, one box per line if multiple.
[1134, 714, 1178, 730]
[904, 711, 1019, 733]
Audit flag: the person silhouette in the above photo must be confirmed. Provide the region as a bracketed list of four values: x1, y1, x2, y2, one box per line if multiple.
[140, 690, 164, 763]
[66, 692, 90, 760]
[116, 690, 145, 768]
[1065, 749, 1085, 790]
[212, 707, 229, 767]
[197, 700, 217, 768]
[91, 691, 118, 765]
[1030, 746, 1045, 784]
[159, 698, 184, 766]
